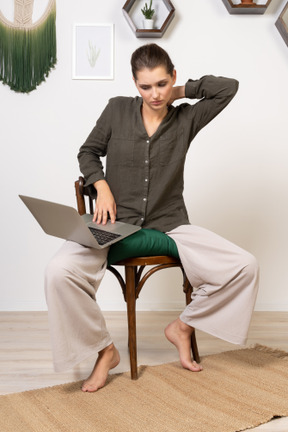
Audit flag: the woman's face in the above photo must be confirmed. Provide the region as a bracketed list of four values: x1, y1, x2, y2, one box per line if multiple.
[134, 66, 176, 113]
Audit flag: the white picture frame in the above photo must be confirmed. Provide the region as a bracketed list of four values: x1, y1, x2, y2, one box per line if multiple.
[72, 23, 114, 80]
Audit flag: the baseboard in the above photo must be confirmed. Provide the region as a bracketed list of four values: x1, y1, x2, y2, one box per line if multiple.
[1, 300, 288, 312]
[254, 302, 288, 312]
[98, 300, 185, 312]
[0, 300, 48, 312]
[0, 300, 185, 312]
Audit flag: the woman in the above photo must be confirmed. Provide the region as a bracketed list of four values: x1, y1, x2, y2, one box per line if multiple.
[45, 43, 259, 392]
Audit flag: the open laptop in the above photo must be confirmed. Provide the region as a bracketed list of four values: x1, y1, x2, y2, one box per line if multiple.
[19, 195, 141, 249]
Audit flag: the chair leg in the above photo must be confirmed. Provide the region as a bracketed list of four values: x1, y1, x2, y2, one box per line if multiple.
[125, 265, 138, 380]
[191, 330, 200, 364]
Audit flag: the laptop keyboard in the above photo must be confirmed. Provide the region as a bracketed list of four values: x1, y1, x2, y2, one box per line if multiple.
[88, 226, 121, 246]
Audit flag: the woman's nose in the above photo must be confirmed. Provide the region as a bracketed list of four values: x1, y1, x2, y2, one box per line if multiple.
[152, 87, 159, 99]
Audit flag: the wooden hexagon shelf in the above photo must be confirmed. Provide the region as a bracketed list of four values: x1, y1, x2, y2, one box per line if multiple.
[122, 0, 175, 38]
[222, 0, 272, 15]
[275, 1, 288, 48]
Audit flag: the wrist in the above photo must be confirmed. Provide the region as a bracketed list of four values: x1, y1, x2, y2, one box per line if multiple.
[94, 179, 109, 193]
[173, 85, 185, 101]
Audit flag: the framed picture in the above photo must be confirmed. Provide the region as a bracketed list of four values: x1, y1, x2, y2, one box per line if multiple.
[72, 23, 114, 79]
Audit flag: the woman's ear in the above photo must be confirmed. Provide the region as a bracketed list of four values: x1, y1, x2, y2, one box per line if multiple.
[172, 69, 177, 85]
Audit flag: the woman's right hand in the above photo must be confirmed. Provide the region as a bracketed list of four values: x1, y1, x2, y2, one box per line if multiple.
[93, 180, 117, 225]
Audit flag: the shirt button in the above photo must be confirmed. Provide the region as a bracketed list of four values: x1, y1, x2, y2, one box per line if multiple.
[143, 198, 147, 201]
[145, 179, 148, 182]
[141, 217, 144, 221]
[145, 160, 148, 164]
[146, 140, 150, 144]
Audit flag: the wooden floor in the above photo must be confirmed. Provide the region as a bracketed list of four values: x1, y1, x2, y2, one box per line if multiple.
[1, 311, 288, 431]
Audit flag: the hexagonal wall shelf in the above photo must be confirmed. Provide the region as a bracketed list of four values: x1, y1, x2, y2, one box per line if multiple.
[222, 0, 272, 15]
[275, 1, 288, 48]
[123, 0, 175, 38]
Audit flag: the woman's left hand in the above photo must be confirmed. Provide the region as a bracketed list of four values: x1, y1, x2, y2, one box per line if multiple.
[167, 85, 186, 106]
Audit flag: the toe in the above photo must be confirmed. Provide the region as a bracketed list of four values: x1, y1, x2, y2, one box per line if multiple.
[191, 361, 203, 372]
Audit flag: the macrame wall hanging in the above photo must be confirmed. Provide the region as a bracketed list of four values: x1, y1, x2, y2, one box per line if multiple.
[0, 0, 57, 93]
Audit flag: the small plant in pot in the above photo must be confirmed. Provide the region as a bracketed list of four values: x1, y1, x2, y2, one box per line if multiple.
[141, 0, 155, 29]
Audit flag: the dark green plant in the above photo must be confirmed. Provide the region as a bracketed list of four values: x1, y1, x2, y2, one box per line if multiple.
[141, 0, 155, 19]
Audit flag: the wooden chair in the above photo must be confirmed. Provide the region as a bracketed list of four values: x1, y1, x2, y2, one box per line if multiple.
[75, 176, 200, 379]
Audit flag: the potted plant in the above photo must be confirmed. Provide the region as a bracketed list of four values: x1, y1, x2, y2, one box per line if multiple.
[141, 0, 155, 29]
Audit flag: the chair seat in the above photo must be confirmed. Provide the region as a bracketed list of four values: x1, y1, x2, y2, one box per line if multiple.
[113, 255, 180, 266]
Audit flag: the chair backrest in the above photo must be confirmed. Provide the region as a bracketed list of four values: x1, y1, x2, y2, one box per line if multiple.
[75, 176, 94, 216]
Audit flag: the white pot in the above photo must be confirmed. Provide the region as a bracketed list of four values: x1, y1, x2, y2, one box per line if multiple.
[143, 19, 154, 29]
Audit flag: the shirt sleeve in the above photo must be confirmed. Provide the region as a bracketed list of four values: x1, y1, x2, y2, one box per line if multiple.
[184, 75, 239, 140]
[77, 100, 113, 188]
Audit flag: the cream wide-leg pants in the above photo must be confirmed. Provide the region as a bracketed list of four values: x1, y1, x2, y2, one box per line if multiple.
[45, 225, 259, 372]
[166, 225, 259, 346]
[45, 242, 111, 372]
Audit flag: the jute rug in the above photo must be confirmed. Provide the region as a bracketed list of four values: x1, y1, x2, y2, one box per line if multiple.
[1, 345, 288, 432]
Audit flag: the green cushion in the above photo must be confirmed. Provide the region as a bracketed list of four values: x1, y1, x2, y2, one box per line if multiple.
[107, 228, 179, 266]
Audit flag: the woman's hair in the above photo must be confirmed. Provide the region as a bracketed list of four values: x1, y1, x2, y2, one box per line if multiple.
[131, 43, 174, 80]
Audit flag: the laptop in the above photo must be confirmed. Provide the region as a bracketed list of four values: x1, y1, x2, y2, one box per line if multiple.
[19, 195, 141, 249]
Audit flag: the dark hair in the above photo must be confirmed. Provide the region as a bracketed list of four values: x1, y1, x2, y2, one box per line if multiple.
[131, 43, 174, 80]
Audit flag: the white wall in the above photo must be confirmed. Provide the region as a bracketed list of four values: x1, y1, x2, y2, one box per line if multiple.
[1, 0, 288, 311]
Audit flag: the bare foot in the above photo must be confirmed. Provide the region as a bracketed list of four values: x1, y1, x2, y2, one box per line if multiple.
[81, 343, 120, 392]
[165, 318, 203, 372]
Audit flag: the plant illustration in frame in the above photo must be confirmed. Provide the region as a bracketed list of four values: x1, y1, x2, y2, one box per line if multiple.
[72, 23, 114, 79]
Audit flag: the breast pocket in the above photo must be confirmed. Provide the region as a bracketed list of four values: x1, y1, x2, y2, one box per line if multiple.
[159, 129, 186, 166]
[107, 138, 134, 167]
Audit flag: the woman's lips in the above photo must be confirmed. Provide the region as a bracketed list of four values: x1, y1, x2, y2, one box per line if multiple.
[151, 100, 163, 106]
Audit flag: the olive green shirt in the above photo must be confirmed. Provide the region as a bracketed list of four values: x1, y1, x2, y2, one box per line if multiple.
[78, 75, 239, 232]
